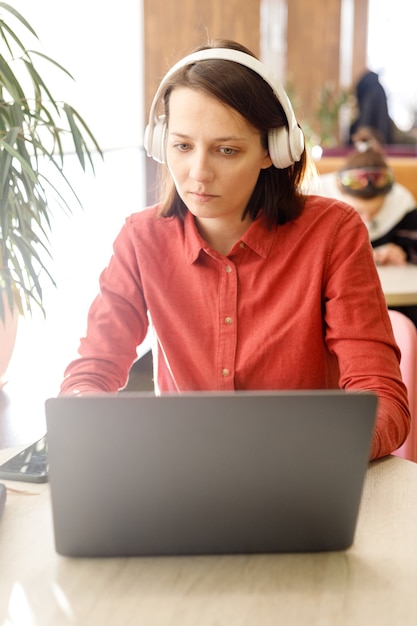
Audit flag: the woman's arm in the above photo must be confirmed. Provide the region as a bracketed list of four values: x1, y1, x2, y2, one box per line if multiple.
[60, 220, 149, 395]
[323, 205, 411, 459]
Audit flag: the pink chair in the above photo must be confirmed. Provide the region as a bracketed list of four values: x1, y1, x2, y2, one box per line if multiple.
[389, 310, 417, 462]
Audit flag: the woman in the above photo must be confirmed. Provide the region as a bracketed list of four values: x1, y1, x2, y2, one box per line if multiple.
[60, 39, 410, 460]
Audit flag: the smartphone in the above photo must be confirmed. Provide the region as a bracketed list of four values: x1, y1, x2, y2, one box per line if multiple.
[0, 435, 48, 483]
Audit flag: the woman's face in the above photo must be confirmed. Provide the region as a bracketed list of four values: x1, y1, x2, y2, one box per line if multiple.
[165, 87, 272, 227]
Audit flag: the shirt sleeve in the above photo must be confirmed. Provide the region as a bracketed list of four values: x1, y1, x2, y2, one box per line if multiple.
[60, 220, 149, 395]
[323, 203, 411, 459]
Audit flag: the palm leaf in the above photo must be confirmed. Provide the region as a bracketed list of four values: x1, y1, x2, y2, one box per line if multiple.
[0, 5, 102, 321]
[29, 50, 75, 81]
[0, 3, 38, 39]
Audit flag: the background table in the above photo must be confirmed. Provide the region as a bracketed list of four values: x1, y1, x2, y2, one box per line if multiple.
[377, 264, 417, 306]
[0, 451, 417, 625]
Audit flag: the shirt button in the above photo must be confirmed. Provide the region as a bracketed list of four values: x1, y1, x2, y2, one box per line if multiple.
[222, 368, 230, 377]
[239, 242, 245, 248]
[225, 265, 232, 273]
[224, 316, 233, 325]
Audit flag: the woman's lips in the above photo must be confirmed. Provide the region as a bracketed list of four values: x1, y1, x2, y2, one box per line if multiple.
[190, 191, 217, 203]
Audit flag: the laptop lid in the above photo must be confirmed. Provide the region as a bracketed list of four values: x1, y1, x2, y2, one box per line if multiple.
[45, 390, 377, 557]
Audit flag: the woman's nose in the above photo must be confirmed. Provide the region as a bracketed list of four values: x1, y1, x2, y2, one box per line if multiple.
[189, 150, 214, 182]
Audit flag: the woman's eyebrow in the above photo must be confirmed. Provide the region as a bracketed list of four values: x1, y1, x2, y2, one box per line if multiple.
[169, 131, 248, 142]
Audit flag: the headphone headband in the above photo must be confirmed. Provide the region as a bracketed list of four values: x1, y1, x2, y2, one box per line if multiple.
[144, 48, 304, 169]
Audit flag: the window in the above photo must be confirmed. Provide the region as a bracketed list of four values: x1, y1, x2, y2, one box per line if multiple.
[367, 0, 417, 131]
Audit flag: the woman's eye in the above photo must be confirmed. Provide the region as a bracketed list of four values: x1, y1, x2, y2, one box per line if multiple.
[174, 143, 190, 152]
[219, 147, 237, 156]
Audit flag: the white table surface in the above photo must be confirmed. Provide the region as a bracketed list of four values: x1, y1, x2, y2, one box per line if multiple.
[377, 263, 417, 306]
[0, 448, 417, 626]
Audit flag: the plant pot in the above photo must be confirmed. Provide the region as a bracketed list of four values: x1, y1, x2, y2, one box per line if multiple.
[0, 292, 19, 387]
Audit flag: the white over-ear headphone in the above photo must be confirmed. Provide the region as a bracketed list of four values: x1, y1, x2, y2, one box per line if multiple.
[144, 48, 305, 169]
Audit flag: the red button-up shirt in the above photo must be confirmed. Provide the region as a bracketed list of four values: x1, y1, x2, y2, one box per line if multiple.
[61, 196, 410, 459]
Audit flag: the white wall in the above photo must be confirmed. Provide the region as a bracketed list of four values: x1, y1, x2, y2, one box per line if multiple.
[5, 1, 147, 393]
[10, 0, 144, 150]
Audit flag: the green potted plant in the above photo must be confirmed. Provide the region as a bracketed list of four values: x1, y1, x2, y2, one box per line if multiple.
[314, 82, 350, 147]
[0, 3, 102, 380]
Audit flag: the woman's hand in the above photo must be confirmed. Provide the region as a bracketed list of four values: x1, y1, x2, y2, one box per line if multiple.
[373, 243, 407, 266]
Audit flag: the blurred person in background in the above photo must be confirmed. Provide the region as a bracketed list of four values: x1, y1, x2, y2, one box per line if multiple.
[348, 70, 417, 146]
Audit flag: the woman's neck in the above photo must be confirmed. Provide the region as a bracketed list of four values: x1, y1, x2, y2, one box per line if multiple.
[195, 214, 252, 256]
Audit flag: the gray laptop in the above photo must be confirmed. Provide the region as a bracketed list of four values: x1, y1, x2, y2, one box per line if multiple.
[45, 390, 377, 557]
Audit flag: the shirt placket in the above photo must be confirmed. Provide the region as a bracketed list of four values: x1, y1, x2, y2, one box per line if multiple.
[217, 261, 238, 389]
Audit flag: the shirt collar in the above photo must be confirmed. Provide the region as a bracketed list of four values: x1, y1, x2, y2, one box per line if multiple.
[184, 210, 276, 263]
[241, 217, 276, 258]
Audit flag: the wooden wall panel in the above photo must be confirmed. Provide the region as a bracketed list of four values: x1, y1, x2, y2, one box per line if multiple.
[352, 0, 369, 83]
[143, 0, 260, 115]
[283, 0, 369, 139]
[286, 0, 342, 127]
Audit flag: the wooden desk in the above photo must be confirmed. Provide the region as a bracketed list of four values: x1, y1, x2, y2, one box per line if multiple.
[0, 451, 416, 625]
[377, 264, 417, 306]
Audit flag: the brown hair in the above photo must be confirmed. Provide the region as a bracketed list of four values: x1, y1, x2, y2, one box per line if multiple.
[342, 146, 388, 171]
[154, 39, 308, 226]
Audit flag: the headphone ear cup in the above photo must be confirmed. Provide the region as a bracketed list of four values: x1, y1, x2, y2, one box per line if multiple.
[268, 125, 305, 169]
[267, 127, 293, 169]
[145, 115, 167, 164]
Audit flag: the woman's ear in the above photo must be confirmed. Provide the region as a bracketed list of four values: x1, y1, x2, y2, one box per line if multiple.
[262, 152, 273, 169]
